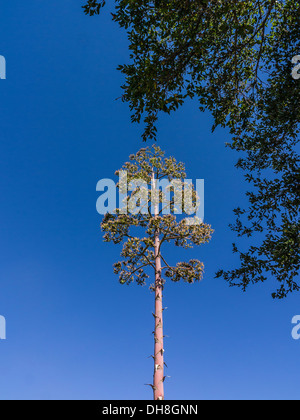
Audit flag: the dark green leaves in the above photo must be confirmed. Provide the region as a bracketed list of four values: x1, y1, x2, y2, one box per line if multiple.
[84, 0, 300, 297]
[82, 0, 105, 16]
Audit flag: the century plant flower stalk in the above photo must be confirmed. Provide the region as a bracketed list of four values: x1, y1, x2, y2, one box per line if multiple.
[152, 170, 164, 400]
[100, 145, 213, 399]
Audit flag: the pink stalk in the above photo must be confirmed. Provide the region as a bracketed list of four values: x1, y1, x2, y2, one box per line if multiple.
[152, 171, 164, 400]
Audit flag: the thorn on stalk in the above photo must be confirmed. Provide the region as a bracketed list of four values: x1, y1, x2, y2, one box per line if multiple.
[154, 348, 165, 357]
[145, 384, 157, 390]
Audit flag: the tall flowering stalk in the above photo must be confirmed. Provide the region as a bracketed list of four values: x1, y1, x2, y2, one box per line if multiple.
[101, 145, 213, 399]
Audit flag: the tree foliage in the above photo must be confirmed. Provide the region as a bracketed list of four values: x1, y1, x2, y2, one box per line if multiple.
[84, 1, 300, 298]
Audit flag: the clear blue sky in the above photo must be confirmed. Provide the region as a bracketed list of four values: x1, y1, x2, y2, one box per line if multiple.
[0, 1, 299, 400]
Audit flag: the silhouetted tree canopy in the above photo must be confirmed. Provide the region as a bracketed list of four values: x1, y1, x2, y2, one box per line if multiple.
[83, 1, 300, 298]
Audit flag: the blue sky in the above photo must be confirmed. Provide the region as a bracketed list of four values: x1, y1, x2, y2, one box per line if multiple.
[0, 1, 299, 400]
